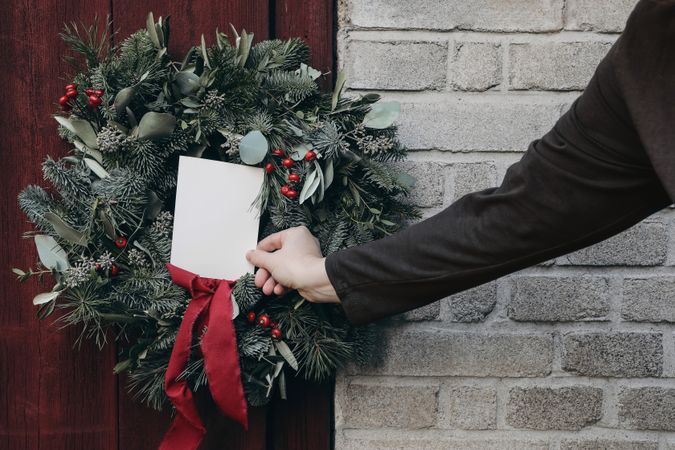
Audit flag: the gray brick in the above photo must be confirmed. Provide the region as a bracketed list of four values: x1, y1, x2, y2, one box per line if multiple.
[565, 0, 637, 32]
[622, 277, 675, 322]
[399, 301, 441, 321]
[444, 162, 497, 204]
[398, 101, 562, 151]
[356, 329, 553, 377]
[449, 42, 502, 91]
[337, 437, 549, 450]
[558, 221, 668, 266]
[341, 382, 438, 428]
[345, 40, 448, 91]
[442, 282, 497, 322]
[508, 276, 610, 322]
[562, 332, 663, 377]
[349, 0, 563, 32]
[506, 386, 603, 430]
[619, 387, 675, 430]
[438, 385, 496, 429]
[387, 160, 444, 207]
[509, 41, 612, 90]
[561, 440, 658, 450]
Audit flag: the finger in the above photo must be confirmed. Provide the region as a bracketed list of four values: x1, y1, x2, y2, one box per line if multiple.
[273, 283, 288, 296]
[262, 276, 276, 296]
[256, 231, 285, 252]
[254, 267, 271, 288]
[246, 248, 275, 270]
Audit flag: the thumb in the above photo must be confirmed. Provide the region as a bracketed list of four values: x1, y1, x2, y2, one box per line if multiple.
[246, 248, 275, 271]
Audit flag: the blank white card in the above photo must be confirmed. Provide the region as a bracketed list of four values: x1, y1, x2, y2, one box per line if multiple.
[170, 156, 265, 280]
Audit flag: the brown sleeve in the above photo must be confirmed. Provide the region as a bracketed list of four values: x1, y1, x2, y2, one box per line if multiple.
[324, 6, 673, 325]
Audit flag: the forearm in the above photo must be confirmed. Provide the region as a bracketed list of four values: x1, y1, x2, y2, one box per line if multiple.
[325, 102, 671, 325]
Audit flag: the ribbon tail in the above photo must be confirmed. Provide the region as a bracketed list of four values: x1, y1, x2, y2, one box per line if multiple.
[201, 282, 249, 429]
[158, 414, 205, 450]
[160, 263, 210, 450]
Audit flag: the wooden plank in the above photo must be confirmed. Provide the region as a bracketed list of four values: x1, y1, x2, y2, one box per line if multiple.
[271, 1, 335, 448]
[111, 0, 270, 57]
[109, 2, 271, 449]
[0, 1, 117, 449]
[274, 0, 335, 89]
[270, 376, 332, 450]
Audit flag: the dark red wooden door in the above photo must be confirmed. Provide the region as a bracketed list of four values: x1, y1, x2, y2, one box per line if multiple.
[0, 1, 334, 449]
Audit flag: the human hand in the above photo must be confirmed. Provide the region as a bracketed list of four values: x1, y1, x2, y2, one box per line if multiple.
[245, 226, 340, 303]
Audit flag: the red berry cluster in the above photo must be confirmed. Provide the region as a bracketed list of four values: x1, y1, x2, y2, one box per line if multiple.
[246, 311, 283, 339]
[58, 83, 105, 111]
[268, 148, 318, 200]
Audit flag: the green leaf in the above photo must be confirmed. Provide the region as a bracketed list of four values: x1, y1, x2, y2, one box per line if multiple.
[289, 142, 312, 161]
[33, 290, 60, 306]
[143, 191, 163, 221]
[136, 112, 176, 140]
[113, 87, 136, 111]
[395, 172, 417, 190]
[98, 210, 117, 240]
[239, 130, 268, 165]
[55, 116, 99, 149]
[34, 235, 69, 270]
[323, 159, 334, 189]
[362, 101, 401, 129]
[83, 158, 109, 178]
[113, 359, 132, 374]
[331, 70, 347, 111]
[12, 268, 26, 277]
[314, 160, 325, 203]
[43, 212, 87, 246]
[200, 34, 211, 68]
[299, 169, 320, 204]
[146, 12, 161, 48]
[175, 71, 201, 95]
[274, 341, 298, 371]
[179, 97, 201, 108]
[37, 299, 55, 319]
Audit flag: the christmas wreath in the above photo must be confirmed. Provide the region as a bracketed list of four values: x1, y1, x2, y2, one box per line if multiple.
[14, 12, 419, 432]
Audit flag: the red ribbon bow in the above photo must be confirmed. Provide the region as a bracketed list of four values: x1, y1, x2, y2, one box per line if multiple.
[159, 263, 248, 450]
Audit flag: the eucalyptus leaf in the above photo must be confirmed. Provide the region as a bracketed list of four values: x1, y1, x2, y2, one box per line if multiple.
[239, 130, 268, 165]
[54, 116, 99, 149]
[83, 158, 109, 178]
[98, 210, 117, 240]
[395, 172, 417, 190]
[323, 159, 334, 189]
[315, 160, 325, 202]
[125, 107, 138, 128]
[113, 86, 136, 111]
[274, 340, 298, 371]
[137, 112, 176, 140]
[34, 235, 69, 270]
[362, 101, 401, 129]
[179, 97, 201, 108]
[43, 212, 87, 246]
[331, 70, 347, 111]
[146, 12, 160, 48]
[175, 71, 200, 95]
[200, 34, 211, 68]
[33, 290, 61, 306]
[74, 141, 104, 163]
[143, 190, 163, 220]
[299, 169, 320, 204]
[290, 142, 312, 161]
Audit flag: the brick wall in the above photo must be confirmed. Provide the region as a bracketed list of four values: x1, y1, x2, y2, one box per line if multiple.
[334, 0, 675, 448]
